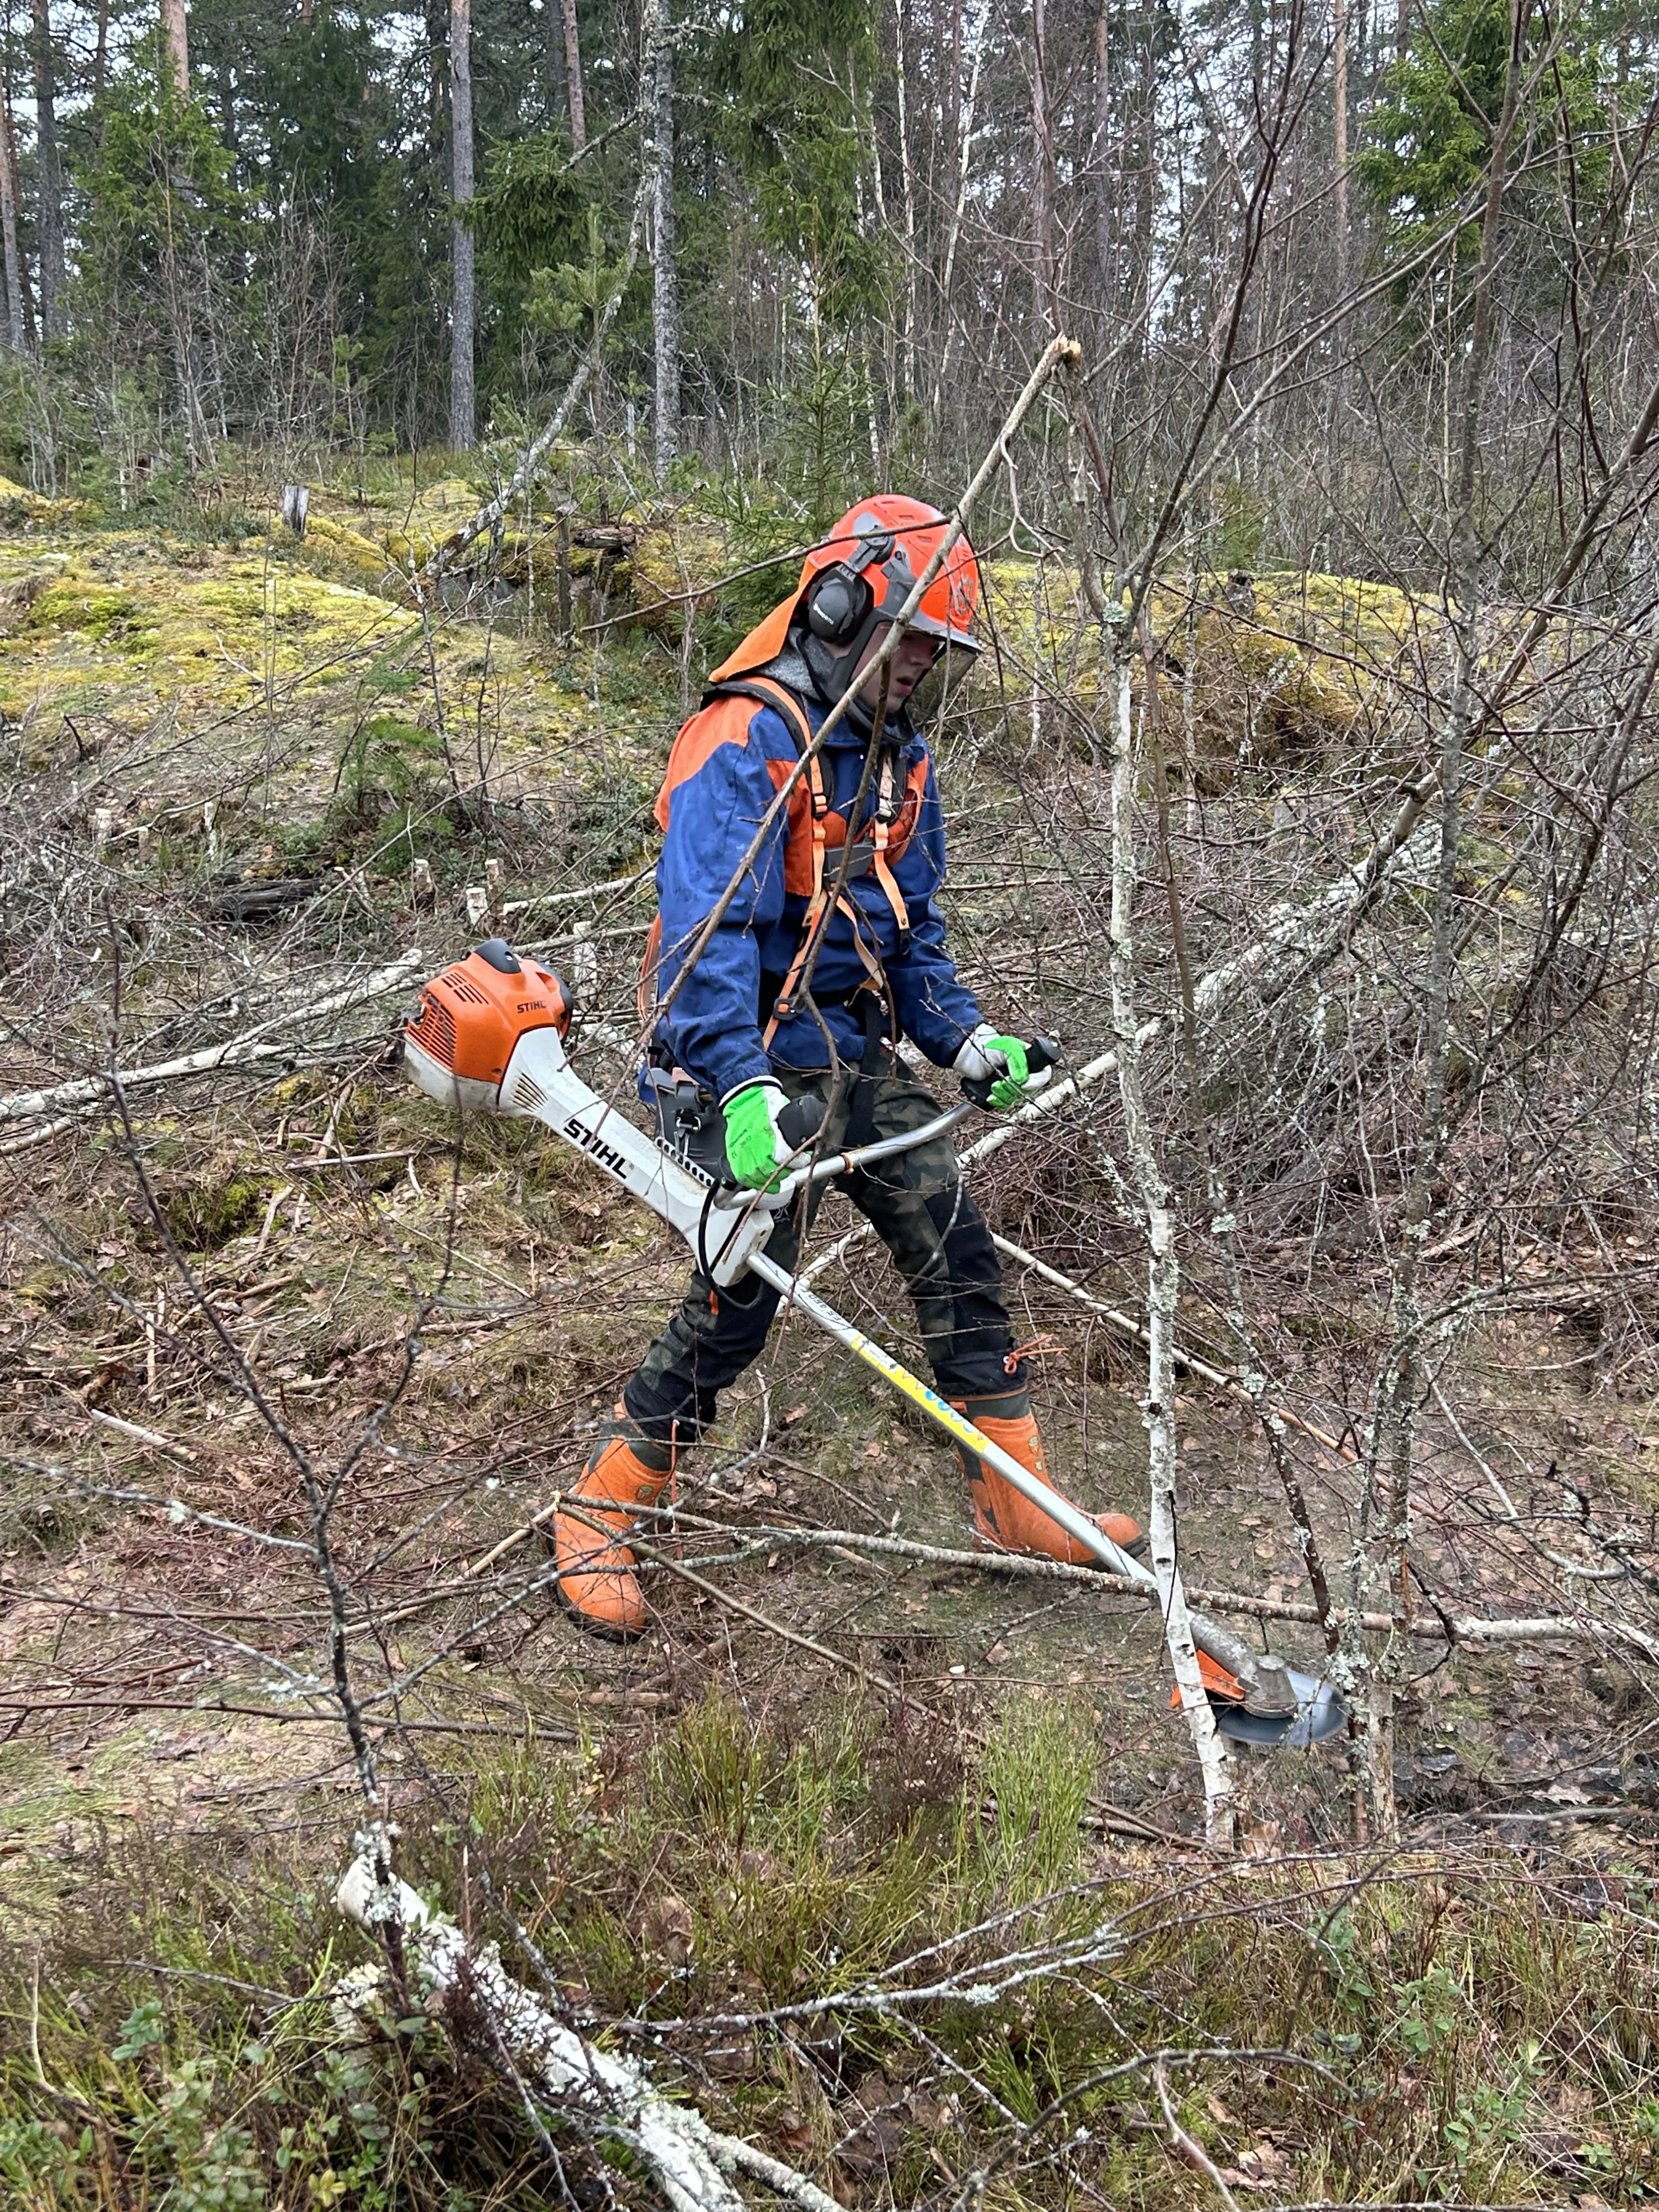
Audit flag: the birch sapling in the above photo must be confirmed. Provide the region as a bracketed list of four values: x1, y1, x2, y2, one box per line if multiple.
[1103, 598, 1235, 1842]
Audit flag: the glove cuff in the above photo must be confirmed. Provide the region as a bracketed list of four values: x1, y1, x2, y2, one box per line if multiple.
[953, 1023, 1000, 1075]
[720, 1077, 786, 1110]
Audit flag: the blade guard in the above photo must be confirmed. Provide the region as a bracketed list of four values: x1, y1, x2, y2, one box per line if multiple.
[403, 940, 571, 1112]
[1174, 1655, 1347, 1749]
[1180, 1649, 1246, 1705]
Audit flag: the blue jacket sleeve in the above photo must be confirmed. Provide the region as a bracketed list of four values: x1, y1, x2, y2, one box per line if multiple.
[655, 727, 785, 1100]
[884, 755, 984, 1065]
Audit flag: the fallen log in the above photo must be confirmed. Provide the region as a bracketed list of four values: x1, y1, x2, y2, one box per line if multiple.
[0, 950, 425, 1128]
[334, 1847, 844, 2212]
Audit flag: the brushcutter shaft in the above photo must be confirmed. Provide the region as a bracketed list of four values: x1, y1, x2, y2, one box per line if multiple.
[747, 1252, 1151, 1584]
[745, 1253, 1297, 1720]
[764, 1057, 1055, 1202]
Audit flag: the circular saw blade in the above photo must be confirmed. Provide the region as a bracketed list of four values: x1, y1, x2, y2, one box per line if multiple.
[1211, 1667, 1347, 1749]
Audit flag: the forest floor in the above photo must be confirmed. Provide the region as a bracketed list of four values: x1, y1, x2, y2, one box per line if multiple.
[3, 471, 1659, 2206]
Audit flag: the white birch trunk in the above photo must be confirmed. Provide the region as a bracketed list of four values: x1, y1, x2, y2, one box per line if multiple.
[1103, 604, 1234, 1844]
[335, 1849, 843, 2212]
[929, 2, 987, 424]
[895, 0, 919, 402]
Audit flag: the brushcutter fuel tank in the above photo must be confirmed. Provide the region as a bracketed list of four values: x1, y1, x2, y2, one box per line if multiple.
[402, 939, 572, 1112]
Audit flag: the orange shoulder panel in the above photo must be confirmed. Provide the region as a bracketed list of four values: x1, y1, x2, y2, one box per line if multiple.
[764, 758, 821, 896]
[654, 694, 757, 832]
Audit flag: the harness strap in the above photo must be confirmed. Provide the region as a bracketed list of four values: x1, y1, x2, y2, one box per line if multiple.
[866, 749, 913, 956]
[702, 675, 816, 757]
[764, 745, 833, 1043]
[669, 676, 915, 1049]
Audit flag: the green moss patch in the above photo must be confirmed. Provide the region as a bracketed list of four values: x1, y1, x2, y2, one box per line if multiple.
[159, 1174, 275, 1253]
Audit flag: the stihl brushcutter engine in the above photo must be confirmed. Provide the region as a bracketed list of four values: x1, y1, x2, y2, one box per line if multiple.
[403, 941, 1344, 1749]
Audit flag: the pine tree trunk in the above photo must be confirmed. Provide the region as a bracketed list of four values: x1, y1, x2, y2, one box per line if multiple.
[927, 5, 985, 425]
[1132, 4, 1156, 363]
[93, 0, 108, 96]
[651, 1, 679, 482]
[1329, 0, 1350, 519]
[160, 0, 189, 94]
[0, 90, 21, 353]
[561, 0, 586, 150]
[424, 0, 445, 123]
[1093, 0, 1113, 314]
[894, 0, 917, 404]
[1031, 0, 1056, 330]
[1333, 0, 1349, 298]
[32, 0, 62, 339]
[450, 0, 476, 450]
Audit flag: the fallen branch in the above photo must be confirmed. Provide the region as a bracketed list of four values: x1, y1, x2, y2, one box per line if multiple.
[459, 1503, 1639, 1653]
[0, 951, 425, 1128]
[334, 1848, 843, 2212]
[82, 1407, 200, 1464]
[498, 868, 654, 920]
[0, 1697, 572, 1741]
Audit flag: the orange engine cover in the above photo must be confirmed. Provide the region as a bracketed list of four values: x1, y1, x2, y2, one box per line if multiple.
[405, 943, 571, 1091]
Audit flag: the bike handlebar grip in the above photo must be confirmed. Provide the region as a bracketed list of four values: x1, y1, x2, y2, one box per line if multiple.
[778, 1093, 826, 1150]
[961, 1035, 1062, 1109]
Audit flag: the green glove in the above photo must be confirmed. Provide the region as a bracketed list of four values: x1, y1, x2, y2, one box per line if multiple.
[984, 1035, 1029, 1111]
[954, 1026, 1030, 1111]
[723, 1081, 790, 1190]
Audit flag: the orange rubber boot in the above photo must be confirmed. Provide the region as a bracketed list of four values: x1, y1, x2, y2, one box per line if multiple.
[551, 1410, 675, 1640]
[952, 1391, 1145, 1564]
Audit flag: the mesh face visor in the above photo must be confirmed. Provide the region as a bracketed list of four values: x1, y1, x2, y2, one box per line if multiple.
[905, 640, 977, 724]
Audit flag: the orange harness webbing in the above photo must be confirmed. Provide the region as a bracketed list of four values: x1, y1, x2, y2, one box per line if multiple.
[638, 677, 914, 1045]
[705, 678, 912, 1046]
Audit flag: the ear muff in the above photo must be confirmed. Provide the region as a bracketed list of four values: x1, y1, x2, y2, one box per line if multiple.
[804, 562, 872, 646]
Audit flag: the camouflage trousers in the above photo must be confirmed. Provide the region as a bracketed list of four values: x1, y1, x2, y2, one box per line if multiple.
[622, 1055, 1024, 1448]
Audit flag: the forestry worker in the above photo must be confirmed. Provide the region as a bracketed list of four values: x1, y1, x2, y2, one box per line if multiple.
[549, 494, 1146, 1637]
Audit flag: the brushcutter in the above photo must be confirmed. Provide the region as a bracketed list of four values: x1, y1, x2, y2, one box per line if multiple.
[401, 940, 1344, 1750]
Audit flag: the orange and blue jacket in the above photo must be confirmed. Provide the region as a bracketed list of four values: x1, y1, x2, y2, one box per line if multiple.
[648, 683, 984, 1101]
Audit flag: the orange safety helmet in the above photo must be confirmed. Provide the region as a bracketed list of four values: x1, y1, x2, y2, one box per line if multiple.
[709, 494, 982, 686]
